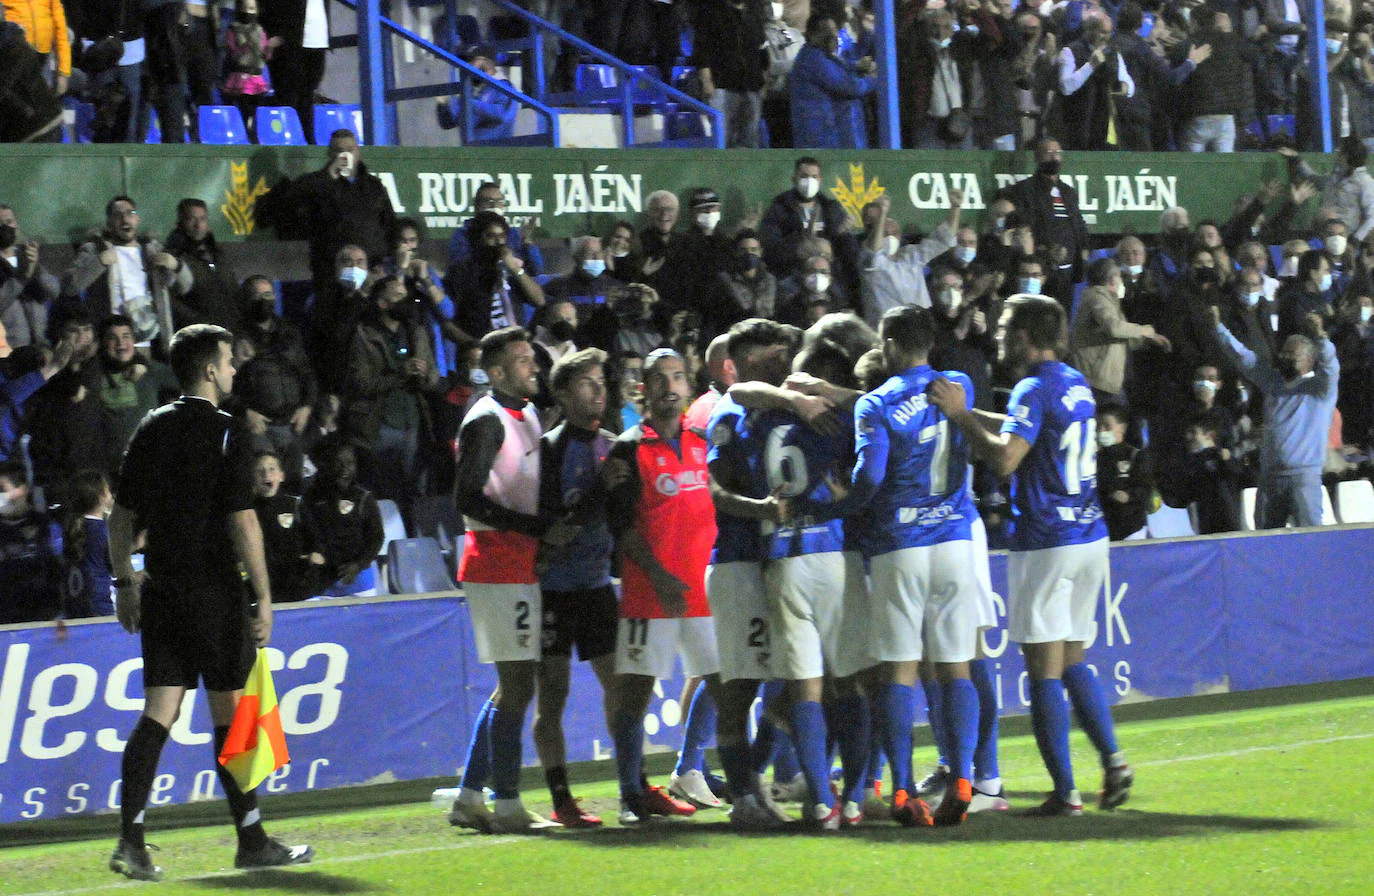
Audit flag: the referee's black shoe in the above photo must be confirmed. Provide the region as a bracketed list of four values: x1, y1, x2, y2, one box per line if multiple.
[110, 840, 163, 881]
[234, 837, 315, 869]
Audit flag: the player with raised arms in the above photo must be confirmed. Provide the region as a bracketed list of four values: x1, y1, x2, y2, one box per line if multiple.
[929, 296, 1133, 816]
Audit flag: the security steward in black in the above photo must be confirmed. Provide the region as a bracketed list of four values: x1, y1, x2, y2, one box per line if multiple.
[107, 325, 313, 881]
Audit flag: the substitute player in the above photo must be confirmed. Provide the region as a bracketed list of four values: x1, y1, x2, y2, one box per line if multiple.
[533, 347, 620, 828]
[930, 296, 1133, 816]
[603, 348, 713, 824]
[448, 327, 578, 833]
[109, 325, 312, 880]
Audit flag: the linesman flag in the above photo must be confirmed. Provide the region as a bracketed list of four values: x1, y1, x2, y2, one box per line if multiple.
[217, 648, 290, 791]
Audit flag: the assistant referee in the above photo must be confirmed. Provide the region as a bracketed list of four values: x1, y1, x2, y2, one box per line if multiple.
[108, 325, 313, 881]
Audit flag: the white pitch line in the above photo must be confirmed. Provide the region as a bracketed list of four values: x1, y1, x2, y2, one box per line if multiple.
[11, 730, 1374, 896]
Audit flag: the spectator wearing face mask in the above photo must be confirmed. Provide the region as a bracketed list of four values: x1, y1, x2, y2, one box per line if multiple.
[1094, 403, 1155, 541]
[855, 192, 960, 327]
[668, 188, 739, 336]
[1221, 266, 1282, 369]
[1276, 248, 1336, 340]
[307, 244, 375, 397]
[760, 156, 856, 285]
[995, 138, 1087, 305]
[775, 253, 841, 327]
[1183, 364, 1239, 450]
[928, 264, 995, 413]
[717, 228, 776, 323]
[1314, 216, 1356, 295]
[1069, 258, 1172, 406]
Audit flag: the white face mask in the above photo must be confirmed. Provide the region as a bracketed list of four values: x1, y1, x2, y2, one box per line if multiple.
[1115, 279, 1126, 299]
[941, 288, 963, 310]
[884, 235, 901, 256]
[610, 247, 629, 258]
[771, 1, 784, 20]
[696, 211, 721, 231]
[1362, 306, 1373, 323]
[1193, 379, 1217, 398]
[339, 266, 367, 289]
[805, 272, 830, 294]
[1327, 37, 1344, 55]
[1326, 234, 1348, 256]
[470, 367, 490, 385]
[1243, 290, 1263, 307]
[1280, 257, 1299, 278]
[1320, 272, 1334, 292]
[796, 176, 820, 200]
[1018, 276, 1042, 295]
[955, 246, 976, 264]
[1125, 263, 1143, 277]
[1097, 430, 1117, 448]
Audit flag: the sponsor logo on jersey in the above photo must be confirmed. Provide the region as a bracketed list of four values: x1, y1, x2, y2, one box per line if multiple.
[654, 469, 708, 496]
[710, 422, 733, 446]
[1013, 404, 1032, 425]
[1062, 384, 1095, 410]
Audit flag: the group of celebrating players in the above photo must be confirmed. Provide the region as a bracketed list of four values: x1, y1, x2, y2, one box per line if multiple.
[443, 295, 1134, 833]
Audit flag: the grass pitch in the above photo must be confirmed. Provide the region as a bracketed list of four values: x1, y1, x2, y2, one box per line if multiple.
[4, 684, 1373, 896]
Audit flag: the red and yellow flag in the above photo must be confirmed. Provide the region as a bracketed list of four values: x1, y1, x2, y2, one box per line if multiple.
[217, 649, 290, 791]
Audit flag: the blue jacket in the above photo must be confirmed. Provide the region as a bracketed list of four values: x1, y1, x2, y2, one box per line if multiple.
[788, 44, 876, 149]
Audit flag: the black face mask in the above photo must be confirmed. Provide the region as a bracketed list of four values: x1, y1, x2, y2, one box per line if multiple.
[0, 225, 15, 250]
[393, 299, 420, 323]
[1037, 160, 1061, 177]
[1276, 358, 1299, 379]
[549, 319, 576, 342]
[250, 301, 274, 323]
[1193, 267, 1219, 286]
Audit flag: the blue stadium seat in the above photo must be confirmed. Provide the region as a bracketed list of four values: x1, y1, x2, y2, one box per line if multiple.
[145, 110, 162, 144]
[1267, 114, 1295, 138]
[256, 106, 307, 145]
[314, 104, 363, 144]
[576, 63, 617, 91]
[627, 65, 664, 104]
[386, 538, 458, 595]
[666, 109, 707, 140]
[198, 105, 249, 145]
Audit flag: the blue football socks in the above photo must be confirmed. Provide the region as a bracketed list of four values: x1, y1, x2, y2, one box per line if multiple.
[969, 659, 1000, 782]
[943, 678, 980, 782]
[612, 708, 645, 800]
[790, 700, 834, 808]
[881, 683, 918, 794]
[830, 693, 870, 804]
[459, 696, 494, 791]
[674, 684, 717, 777]
[1029, 678, 1075, 799]
[921, 677, 951, 769]
[488, 705, 526, 800]
[1063, 662, 1120, 764]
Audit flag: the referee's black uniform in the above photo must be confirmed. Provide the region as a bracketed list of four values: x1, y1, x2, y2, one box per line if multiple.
[116, 395, 258, 690]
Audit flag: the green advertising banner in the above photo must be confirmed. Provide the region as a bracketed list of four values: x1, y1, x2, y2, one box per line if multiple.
[0, 145, 1322, 247]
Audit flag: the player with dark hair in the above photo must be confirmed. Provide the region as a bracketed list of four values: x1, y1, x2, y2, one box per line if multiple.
[931, 297, 1133, 816]
[108, 324, 312, 880]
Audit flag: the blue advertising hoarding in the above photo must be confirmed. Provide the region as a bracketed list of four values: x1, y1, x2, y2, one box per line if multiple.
[2, 526, 1372, 823]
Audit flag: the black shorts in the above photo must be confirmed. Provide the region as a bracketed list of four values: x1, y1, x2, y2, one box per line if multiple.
[140, 580, 256, 692]
[540, 585, 618, 661]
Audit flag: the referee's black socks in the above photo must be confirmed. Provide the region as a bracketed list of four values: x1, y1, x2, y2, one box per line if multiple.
[120, 716, 170, 848]
[213, 725, 269, 851]
[546, 766, 572, 807]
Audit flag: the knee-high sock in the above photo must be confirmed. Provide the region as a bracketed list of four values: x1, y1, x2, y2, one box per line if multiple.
[674, 686, 717, 777]
[751, 715, 779, 775]
[920, 676, 950, 769]
[881, 683, 918, 794]
[1063, 662, 1119, 764]
[772, 730, 801, 782]
[460, 696, 495, 791]
[866, 699, 886, 790]
[941, 679, 980, 782]
[612, 708, 645, 800]
[488, 705, 526, 800]
[120, 717, 169, 848]
[213, 725, 268, 851]
[717, 741, 753, 800]
[1028, 678, 1075, 799]
[968, 659, 1000, 783]
[829, 693, 870, 804]
[789, 700, 833, 809]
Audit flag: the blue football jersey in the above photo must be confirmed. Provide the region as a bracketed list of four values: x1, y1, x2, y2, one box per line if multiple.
[850, 366, 977, 557]
[761, 411, 851, 559]
[1000, 360, 1108, 551]
[705, 394, 774, 564]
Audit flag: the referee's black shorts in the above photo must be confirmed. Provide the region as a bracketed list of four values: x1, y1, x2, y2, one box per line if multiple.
[541, 585, 618, 661]
[140, 579, 256, 692]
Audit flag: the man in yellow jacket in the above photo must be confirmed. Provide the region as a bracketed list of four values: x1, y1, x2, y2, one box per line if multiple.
[1, 0, 71, 95]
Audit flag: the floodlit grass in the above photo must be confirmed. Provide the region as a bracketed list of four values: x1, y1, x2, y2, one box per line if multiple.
[4, 687, 1373, 896]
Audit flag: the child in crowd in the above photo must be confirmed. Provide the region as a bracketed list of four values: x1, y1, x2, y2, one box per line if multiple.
[59, 469, 114, 618]
[222, 0, 272, 141]
[299, 435, 383, 597]
[252, 450, 312, 603]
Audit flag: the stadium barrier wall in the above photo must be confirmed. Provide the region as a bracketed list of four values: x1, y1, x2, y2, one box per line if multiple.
[2, 524, 1372, 824]
[3, 145, 1319, 249]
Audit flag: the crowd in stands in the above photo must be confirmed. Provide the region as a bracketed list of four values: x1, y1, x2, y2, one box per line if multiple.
[1, 133, 1372, 624]
[1, 0, 1371, 150]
